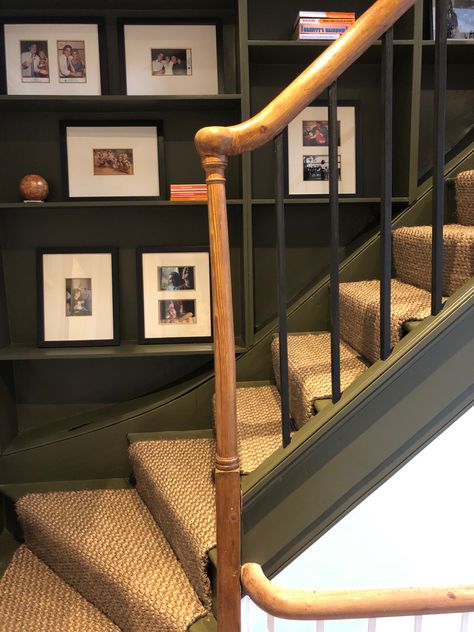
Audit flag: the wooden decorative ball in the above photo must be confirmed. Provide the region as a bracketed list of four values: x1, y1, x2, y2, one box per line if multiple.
[19, 174, 49, 202]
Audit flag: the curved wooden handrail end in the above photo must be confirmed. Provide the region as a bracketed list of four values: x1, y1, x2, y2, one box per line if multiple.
[242, 563, 474, 621]
[195, 126, 234, 159]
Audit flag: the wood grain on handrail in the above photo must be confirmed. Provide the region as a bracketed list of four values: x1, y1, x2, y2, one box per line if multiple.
[195, 0, 415, 158]
[201, 155, 241, 632]
[242, 563, 474, 620]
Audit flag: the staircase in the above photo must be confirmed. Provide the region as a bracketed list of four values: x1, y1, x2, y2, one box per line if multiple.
[0, 169, 473, 630]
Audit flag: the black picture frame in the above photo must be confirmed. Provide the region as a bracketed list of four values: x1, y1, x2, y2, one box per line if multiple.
[59, 119, 166, 201]
[0, 17, 108, 95]
[136, 246, 212, 345]
[284, 100, 361, 198]
[117, 18, 224, 96]
[36, 247, 120, 347]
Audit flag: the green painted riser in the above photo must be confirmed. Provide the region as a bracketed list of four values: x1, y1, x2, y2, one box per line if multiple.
[0, 145, 473, 488]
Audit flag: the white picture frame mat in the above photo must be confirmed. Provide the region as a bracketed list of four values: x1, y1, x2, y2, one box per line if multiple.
[288, 106, 356, 195]
[43, 253, 114, 341]
[142, 251, 211, 339]
[4, 23, 101, 95]
[124, 24, 218, 96]
[66, 126, 160, 198]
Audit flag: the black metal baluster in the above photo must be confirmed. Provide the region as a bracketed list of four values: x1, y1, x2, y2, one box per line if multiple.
[432, 0, 448, 315]
[329, 81, 341, 403]
[380, 28, 394, 360]
[275, 134, 291, 447]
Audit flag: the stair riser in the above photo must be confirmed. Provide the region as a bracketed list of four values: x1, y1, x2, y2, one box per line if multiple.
[129, 439, 216, 611]
[456, 170, 474, 226]
[394, 229, 474, 296]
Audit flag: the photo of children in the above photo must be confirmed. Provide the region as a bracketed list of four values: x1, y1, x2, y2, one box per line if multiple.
[65, 278, 92, 316]
[57, 40, 86, 82]
[93, 149, 134, 176]
[20, 40, 49, 82]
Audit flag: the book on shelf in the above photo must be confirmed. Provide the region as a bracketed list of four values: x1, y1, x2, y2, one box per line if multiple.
[170, 184, 207, 201]
[292, 11, 355, 40]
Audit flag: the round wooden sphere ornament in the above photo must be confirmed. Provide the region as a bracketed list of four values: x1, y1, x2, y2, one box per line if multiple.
[19, 174, 49, 202]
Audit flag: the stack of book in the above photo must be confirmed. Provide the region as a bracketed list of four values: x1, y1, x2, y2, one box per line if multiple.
[170, 184, 208, 202]
[293, 11, 356, 40]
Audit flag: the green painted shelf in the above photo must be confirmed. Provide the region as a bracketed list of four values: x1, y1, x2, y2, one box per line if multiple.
[0, 94, 242, 112]
[251, 197, 410, 205]
[248, 39, 415, 64]
[0, 341, 247, 361]
[0, 200, 243, 209]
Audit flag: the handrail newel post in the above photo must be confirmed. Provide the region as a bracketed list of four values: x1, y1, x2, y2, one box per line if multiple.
[200, 151, 241, 632]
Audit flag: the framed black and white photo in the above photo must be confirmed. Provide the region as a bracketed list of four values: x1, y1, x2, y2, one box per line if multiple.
[119, 21, 220, 95]
[431, 0, 474, 38]
[286, 104, 357, 196]
[37, 248, 119, 347]
[137, 248, 211, 344]
[60, 120, 164, 199]
[1, 20, 105, 95]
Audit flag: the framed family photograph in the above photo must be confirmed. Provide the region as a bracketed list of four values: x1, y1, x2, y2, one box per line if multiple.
[119, 21, 220, 95]
[1, 20, 105, 95]
[431, 0, 474, 38]
[286, 104, 357, 196]
[60, 120, 164, 199]
[37, 248, 119, 347]
[137, 248, 212, 344]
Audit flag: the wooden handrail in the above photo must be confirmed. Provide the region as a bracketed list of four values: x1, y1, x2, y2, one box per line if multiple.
[196, 2, 419, 630]
[195, 0, 415, 159]
[242, 563, 474, 620]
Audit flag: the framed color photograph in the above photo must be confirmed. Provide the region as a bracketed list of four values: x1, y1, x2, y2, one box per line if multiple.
[431, 0, 474, 38]
[1, 20, 105, 95]
[61, 120, 164, 199]
[120, 22, 219, 95]
[37, 248, 119, 347]
[137, 248, 211, 344]
[287, 104, 357, 196]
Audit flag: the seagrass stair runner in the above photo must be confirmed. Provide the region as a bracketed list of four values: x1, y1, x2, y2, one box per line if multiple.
[0, 171, 473, 630]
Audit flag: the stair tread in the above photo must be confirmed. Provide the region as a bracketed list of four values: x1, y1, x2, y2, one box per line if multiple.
[236, 384, 285, 474]
[340, 278, 436, 364]
[272, 332, 368, 428]
[130, 438, 216, 610]
[17, 488, 208, 632]
[0, 545, 120, 632]
[393, 223, 474, 296]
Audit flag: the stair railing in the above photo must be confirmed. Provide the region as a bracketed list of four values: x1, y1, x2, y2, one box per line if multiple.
[241, 563, 474, 621]
[195, 0, 442, 629]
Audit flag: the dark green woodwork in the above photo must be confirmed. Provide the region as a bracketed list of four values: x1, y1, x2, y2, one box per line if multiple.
[0, 0, 472, 442]
[189, 615, 218, 632]
[0, 145, 472, 487]
[0, 0, 473, 595]
[241, 279, 474, 577]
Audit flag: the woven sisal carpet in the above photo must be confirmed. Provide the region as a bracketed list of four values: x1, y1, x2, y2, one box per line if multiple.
[272, 333, 368, 427]
[16, 489, 207, 632]
[339, 279, 437, 364]
[393, 224, 474, 296]
[130, 438, 216, 610]
[0, 545, 119, 632]
[456, 170, 474, 226]
[236, 384, 285, 473]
